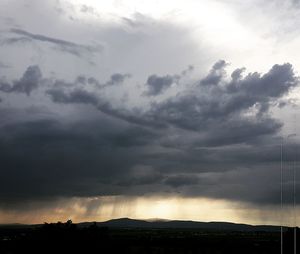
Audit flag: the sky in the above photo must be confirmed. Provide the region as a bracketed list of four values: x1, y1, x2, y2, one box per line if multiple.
[0, 0, 300, 226]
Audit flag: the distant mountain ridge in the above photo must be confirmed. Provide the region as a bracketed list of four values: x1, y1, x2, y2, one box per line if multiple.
[0, 218, 282, 232]
[78, 218, 281, 232]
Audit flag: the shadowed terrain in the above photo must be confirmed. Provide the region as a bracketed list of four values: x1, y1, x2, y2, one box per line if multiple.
[0, 218, 298, 254]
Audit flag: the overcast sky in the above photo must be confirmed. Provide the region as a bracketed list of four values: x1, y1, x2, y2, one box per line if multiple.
[0, 0, 300, 225]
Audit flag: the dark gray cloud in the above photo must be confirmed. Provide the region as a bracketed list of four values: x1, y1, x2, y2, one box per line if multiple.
[46, 85, 165, 129]
[144, 74, 179, 96]
[52, 73, 130, 88]
[143, 65, 194, 96]
[181, 65, 194, 76]
[104, 73, 131, 87]
[1, 112, 298, 207]
[87, 77, 100, 86]
[164, 174, 199, 188]
[46, 61, 298, 147]
[46, 88, 98, 105]
[0, 116, 161, 205]
[46, 86, 166, 128]
[143, 62, 297, 143]
[200, 60, 227, 86]
[0, 61, 299, 208]
[75, 75, 87, 85]
[6, 28, 101, 57]
[0, 65, 42, 95]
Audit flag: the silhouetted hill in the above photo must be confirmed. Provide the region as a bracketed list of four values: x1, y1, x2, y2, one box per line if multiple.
[1, 220, 297, 254]
[78, 218, 281, 232]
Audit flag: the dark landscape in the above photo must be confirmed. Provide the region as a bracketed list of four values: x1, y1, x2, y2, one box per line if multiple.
[0, 218, 298, 254]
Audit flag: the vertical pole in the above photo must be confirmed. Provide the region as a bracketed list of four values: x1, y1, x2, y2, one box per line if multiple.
[281, 138, 283, 254]
[294, 152, 296, 254]
[293, 114, 297, 254]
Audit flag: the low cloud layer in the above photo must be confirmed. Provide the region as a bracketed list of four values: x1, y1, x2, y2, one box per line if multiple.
[0, 60, 299, 210]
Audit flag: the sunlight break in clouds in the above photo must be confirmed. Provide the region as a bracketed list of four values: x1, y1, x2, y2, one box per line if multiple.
[1, 196, 299, 226]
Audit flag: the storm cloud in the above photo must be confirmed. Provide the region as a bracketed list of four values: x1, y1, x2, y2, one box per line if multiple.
[1, 1, 300, 225]
[0, 60, 299, 209]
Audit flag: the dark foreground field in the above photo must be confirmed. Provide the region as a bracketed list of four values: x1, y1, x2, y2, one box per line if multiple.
[0, 219, 298, 254]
